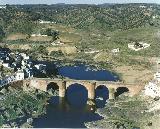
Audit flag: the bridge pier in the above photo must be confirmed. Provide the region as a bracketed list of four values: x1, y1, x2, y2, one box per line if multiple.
[109, 88, 115, 100]
[59, 81, 66, 98]
[88, 83, 96, 100]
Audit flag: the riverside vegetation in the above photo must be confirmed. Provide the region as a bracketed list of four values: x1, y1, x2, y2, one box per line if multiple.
[0, 86, 49, 128]
[0, 3, 160, 128]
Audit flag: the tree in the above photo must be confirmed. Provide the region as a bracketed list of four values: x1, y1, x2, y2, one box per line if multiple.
[46, 28, 59, 41]
[0, 26, 5, 42]
[50, 50, 64, 57]
[0, 115, 4, 127]
[37, 45, 48, 55]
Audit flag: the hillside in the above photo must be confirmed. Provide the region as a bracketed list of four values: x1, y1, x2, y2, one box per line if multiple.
[0, 3, 160, 41]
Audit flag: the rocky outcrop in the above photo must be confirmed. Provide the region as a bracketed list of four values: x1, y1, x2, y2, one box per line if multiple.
[144, 81, 160, 98]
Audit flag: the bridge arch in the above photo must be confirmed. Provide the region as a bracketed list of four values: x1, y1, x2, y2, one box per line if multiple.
[66, 83, 88, 90]
[115, 87, 129, 97]
[66, 82, 89, 90]
[46, 82, 59, 94]
[95, 85, 109, 108]
[66, 83, 88, 107]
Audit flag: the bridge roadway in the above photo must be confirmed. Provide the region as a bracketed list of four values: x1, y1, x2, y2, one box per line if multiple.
[24, 77, 144, 100]
[32, 77, 125, 84]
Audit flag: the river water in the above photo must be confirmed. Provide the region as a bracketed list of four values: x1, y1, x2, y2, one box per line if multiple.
[33, 64, 119, 128]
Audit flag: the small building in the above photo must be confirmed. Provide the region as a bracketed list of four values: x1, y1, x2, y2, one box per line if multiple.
[0, 5, 6, 9]
[0, 53, 8, 60]
[39, 20, 51, 24]
[0, 47, 11, 53]
[51, 41, 64, 46]
[16, 70, 24, 80]
[2, 63, 10, 68]
[144, 82, 160, 98]
[24, 68, 34, 78]
[128, 42, 150, 51]
[21, 60, 26, 66]
[139, 5, 146, 8]
[10, 62, 16, 69]
[84, 49, 100, 54]
[154, 72, 160, 82]
[31, 34, 47, 37]
[0, 60, 3, 65]
[21, 53, 30, 60]
[27, 62, 33, 68]
[34, 64, 46, 71]
[111, 48, 120, 54]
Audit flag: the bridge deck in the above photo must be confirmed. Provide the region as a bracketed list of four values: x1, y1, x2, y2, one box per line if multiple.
[27, 77, 138, 86]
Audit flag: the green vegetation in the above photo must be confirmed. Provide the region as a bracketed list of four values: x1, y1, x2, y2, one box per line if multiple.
[50, 50, 64, 57]
[0, 4, 160, 38]
[45, 28, 59, 41]
[0, 87, 48, 127]
[0, 65, 14, 78]
[35, 45, 48, 55]
[86, 95, 152, 129]
[0, 26, 5, 41]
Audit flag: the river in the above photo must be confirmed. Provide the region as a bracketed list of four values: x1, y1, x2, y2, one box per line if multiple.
[32, 64, 119, 128]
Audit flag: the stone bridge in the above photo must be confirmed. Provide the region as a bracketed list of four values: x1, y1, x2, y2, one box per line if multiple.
[24, 78, 144, 100]
[24, 78, 144, 99]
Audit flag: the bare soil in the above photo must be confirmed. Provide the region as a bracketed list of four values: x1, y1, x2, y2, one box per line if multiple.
[114, 65, 153, 84]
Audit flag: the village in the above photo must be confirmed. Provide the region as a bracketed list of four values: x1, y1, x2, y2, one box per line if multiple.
[0, 47, 47, 86]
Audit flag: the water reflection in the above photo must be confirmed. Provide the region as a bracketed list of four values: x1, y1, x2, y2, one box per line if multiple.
[66, 84, 88, 108]
[95, 85, 109, 108]
[33, 64, 118, 128]
[33, 97, 100, 128]
[33, 84, 103, 128]
[58, 65, 119, 81]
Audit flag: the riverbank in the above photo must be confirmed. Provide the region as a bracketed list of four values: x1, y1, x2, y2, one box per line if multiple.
[33, 53, 154, 84]
[85, 93, 158, 129]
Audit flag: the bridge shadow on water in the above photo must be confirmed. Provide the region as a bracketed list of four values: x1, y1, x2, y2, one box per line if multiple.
[32, 84, 105, 128]
[95, 85, 109, 108]
[32, 85, 130, 128]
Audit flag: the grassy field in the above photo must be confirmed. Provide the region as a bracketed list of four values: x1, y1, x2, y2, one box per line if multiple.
[2, 23, 159, 83]
[6, 33, 27, 40]
[5, 23, 82, 43]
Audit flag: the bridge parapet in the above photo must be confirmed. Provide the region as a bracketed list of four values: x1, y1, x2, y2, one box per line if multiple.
[24, 77, 144, 100]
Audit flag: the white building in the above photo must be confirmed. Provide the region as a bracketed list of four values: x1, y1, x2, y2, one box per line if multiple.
[128, 42, 150, 51]
[31, 34, 47, 37]
[84, 49, 100, 54]
[0, 60, 3, 65]
[39, 20, 51, 24]
[154, 72, 160, 82]
[21, 53, 30, 60]
[139, 5, 146, 8]
[21, 60, 26, 66]
[16, 70, 24, 81]
[2, 63, 10, 68]
[34, 64, 46, 71]
[144, 82, 160, 98]
[111, 48, 120, 54]
[0, 5, 6, 9]
[51, 41, 64, 46]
